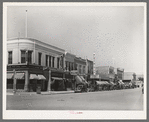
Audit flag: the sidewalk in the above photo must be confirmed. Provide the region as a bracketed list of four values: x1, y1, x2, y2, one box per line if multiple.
[41, 90, 75, 95]
[7, 90, 75, 95]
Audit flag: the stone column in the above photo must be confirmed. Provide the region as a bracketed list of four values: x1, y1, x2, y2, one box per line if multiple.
[24, 71, 29, 91]
[13, 69, 17, 92]
[47, 70, 51, 92]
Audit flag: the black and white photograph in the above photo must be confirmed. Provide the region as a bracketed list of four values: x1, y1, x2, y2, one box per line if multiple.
[3, 2, 146, 119]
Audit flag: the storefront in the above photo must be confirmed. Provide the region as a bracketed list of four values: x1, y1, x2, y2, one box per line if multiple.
[7, 64, 47, 92]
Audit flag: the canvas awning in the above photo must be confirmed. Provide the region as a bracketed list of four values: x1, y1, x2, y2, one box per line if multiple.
[119, 80, 125, 84]
[80, 76, 88, 84]
[7, 73, 14, 79]
[96, 81, 105, 85]
[38, 75, 46, 80]
[15, 73, 25, 79]
[30, 74, 39, 80]
[52, 77, 63, 80]
[109, 81, 115, 86]
[75, 76, 85, 85]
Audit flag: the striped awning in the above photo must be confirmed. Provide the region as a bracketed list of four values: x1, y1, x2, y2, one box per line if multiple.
[38, 75, 46, 80]
[7, 73, 14, 79]
[15, 73, 25, 79]
[30, 74, 38, 80]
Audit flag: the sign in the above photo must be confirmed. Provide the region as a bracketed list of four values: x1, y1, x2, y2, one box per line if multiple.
[70, 70, 78, 76]
[90, 74, 100, 79]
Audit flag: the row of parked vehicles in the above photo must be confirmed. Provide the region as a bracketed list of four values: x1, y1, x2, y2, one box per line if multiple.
[74, 75, 137, 93]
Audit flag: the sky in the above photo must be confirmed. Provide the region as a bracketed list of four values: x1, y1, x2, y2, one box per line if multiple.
[7, 4, 145, 74]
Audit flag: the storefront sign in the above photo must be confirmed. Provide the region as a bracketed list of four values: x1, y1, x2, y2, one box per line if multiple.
[51, 72, 63, 78]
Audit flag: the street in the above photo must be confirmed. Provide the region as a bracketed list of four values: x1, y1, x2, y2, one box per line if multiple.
[7, 87, 143, 110]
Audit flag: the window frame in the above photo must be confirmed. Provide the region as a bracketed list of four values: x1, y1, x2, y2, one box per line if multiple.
[8, 51, 12, 64]
[38, 52, 42, 65]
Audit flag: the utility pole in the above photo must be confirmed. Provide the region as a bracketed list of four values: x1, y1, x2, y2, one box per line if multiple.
[25, 10, 28, 38]
[93, 53, 96, 75]
[18, 32, 20, 63]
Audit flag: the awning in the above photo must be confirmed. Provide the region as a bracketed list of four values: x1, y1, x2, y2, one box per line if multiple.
[7, 73, 14, 79]
[38, 75, 46, 80]
[80, 76, 85, 80]
[75, 76, 85, 85]
[80, 76, 88, 85]
[15, 73, 25, 79]
[70, 70, 78, 75]
[96, 81, 105, 85]
[52, 77, 63, 80]
[30, 74, 38, 80]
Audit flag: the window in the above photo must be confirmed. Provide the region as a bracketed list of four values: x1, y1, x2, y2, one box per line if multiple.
[8, 51, 12, 64]
[49, 56, 51, 67]
[57, 57, 60, 68]
[79, 65, 82, 74]
[69, 62, 71, 71]
[52, 57, 55, 67]
[28, 51, 32, 64]
[38, 53, 42, 65]
[83, 66, 85, 74]
[67, 62, 69, 71]
[60, 56, 63, 69]
[46, 55, 48, 66]
[21, 51, 26, 63]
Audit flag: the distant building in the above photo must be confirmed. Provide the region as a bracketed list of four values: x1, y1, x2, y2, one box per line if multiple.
[136, 74, 144, 80]
[117, 68, 124, 80]
[74, 57, 86, 76]
[86, 59, 93, 80]
[64, 52, 76, 89]
[95, 66, 115, 82]
[123, 72, 135, 83]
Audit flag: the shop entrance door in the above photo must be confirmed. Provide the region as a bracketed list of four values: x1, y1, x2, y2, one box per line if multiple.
[16, 79, 25, 89]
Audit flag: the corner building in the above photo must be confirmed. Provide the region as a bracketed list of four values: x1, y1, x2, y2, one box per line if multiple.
[7, 38, 65, 92]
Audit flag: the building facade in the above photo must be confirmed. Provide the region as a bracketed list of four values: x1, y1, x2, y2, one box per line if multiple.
[74, 57, 86, 76]
[7, 38, 65, 91]
[117, 68, 124, 80]
[95, 66, 115, 81]
[123, 72, 135, 83]
[64, 52, 76, 90]
[86, 59, 93, 80]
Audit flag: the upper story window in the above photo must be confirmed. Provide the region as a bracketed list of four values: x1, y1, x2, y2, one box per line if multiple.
[57, 57, 60, 68]
[38, 53, 42, 65]
[21, 50, 32, 64]
[8, 51, 12, 64]
[83, 66, 85, 74]
[21, 51, 26, 63]
[79, 65, 82, 74]
[52, 57, 55, 68]
[49, 56, 51, 67]
[28, 51, 32, 64]
[60, 56, 63, 69]
[46, 55, 48, 66]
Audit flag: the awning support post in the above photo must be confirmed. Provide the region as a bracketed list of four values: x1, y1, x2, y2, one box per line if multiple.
[13, 69, 17, 94]
[24, 71, 29, 91]
[47, 70, 51, 93]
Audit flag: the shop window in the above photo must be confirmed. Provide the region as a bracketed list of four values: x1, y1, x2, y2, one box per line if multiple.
[21, 51, 26, 63]
[46, 55, 48, 66]
[8, 51, 12, 64]
[38, 53, 42, 65]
